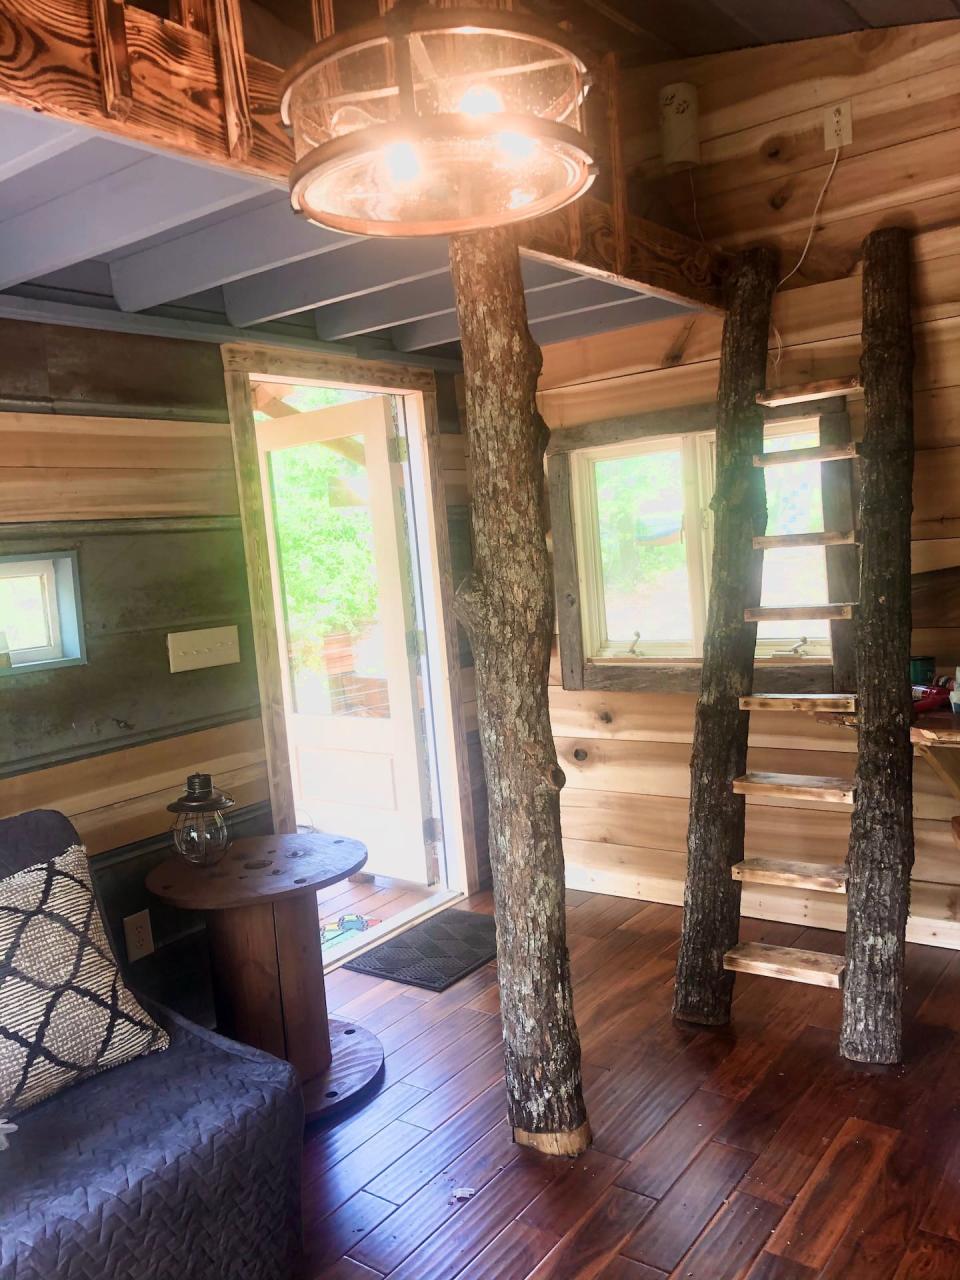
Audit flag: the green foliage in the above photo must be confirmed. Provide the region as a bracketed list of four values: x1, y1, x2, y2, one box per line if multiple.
[268, 388, 381, 674]
[595, 451, 686, 594]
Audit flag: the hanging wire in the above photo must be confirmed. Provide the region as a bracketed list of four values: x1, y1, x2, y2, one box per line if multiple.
[689, 167, 708, 246]
[771, 146, 842, 367]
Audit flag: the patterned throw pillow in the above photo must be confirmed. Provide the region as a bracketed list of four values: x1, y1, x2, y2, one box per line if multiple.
[0, 844, 168, 1115]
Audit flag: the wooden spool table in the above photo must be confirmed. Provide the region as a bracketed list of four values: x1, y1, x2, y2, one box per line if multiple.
[146, 831, 383, 1120]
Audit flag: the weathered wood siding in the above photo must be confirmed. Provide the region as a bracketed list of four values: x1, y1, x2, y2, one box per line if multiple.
[0, 327, 266, 855]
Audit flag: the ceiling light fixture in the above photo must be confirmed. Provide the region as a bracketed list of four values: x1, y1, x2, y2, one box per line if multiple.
[279, 5, 596, 237]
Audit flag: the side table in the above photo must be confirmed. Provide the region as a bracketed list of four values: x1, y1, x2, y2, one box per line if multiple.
[147, 831, 383, 1119]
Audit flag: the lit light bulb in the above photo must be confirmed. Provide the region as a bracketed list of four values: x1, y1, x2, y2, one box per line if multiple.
[382, 141, 422, 184]
[494, 130, 537, 164]
[458, 84, 505, 117]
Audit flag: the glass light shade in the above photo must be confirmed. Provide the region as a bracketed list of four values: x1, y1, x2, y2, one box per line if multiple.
[279, 7, 596, 237]
[167, 773, 235, 867]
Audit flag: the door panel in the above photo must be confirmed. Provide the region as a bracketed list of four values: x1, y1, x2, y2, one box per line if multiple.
[256, 396, 431, 884]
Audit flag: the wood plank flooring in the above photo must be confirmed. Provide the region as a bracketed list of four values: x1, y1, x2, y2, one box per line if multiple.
[303, 889, 960, 1279]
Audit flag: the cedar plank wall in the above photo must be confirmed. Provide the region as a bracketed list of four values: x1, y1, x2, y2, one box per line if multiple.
[539, 20, 960, 949]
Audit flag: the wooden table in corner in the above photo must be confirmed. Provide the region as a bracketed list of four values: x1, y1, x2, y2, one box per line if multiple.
[146, 831, 383, 1120]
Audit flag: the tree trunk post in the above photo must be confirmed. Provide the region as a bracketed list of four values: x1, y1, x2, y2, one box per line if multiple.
[449, 226, 591, 1155]
[673, 246, 778, 1025]
[840, 226, 915, 1065]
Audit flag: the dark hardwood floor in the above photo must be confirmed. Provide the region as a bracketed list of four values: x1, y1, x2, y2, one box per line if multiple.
[303, 890, 960, 1279]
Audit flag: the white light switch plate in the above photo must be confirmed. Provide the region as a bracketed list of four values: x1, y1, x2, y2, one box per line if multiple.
[167, 624, 240, 673]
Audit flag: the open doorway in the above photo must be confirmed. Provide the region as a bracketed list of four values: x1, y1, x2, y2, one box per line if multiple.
[225, 351, 471, 966]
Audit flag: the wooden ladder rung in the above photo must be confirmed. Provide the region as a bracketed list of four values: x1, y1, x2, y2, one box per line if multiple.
[739, 693, 857, 713]
[732, 856, 848, 893]
[753, 442, 858, 467]
[733, 770, 855, 804]
[753, 530, 857, 550]
[723, 941, 845, 988]
[756, 377, 863, 407]
[744, 604, 855, 622]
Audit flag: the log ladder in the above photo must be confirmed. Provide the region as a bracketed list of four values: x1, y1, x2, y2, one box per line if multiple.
[723, 378, 863, 992]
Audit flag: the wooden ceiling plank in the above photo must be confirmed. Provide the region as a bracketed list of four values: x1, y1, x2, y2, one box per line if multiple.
[602, 0, 761, 57]
[391, 277, 642, 351]
[313, 258, 575, 341]
[110, 196, 353, 312]
[0, 155, 259, 291]
[223, 237, 454, 326]
[709, 0, 863, 42]
[0, 107, 88, 185]
[847, 0, 960, 20]
[529, 295, 688, 347]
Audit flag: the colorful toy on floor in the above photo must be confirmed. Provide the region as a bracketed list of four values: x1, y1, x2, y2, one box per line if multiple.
[320, 913, 382, 949]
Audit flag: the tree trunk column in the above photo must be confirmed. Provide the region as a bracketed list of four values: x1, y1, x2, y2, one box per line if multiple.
[449, 226, 590, 1155]
[673, 247, 778, 1026]
[841, 226, 915, 1065]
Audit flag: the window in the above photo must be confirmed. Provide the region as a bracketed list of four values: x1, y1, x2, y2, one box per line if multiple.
[571, 420, 831, 663]
[0, 553, 85, 673]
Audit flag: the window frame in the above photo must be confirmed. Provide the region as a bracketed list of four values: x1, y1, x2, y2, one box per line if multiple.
[572, 432, 710, 661]
[0, 551, 86, 675]
[548, 399, 855, 695]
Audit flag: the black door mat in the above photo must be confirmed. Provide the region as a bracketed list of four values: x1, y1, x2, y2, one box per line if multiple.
[342, 908, 497, 991]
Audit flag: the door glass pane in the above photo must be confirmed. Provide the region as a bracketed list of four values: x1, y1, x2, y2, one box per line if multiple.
[269, 435, 391, 718]
[760, 428, 829, 644]
[594, 446, 693, 653]
[0, 572, 52, 651]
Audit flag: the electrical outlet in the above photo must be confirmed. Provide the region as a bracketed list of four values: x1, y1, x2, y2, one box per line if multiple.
[123, 909, 155, 963]
[824, 101, 853, 149]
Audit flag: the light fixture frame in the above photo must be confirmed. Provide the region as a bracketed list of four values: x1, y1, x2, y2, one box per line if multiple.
[279, 5, 597, 238]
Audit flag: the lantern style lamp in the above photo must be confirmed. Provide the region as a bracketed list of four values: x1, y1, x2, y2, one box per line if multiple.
[279, 5, 596, 237]
[167, 773, 235, 867]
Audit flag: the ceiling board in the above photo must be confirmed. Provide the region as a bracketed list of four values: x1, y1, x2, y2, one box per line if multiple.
[550, 0, 960, 56]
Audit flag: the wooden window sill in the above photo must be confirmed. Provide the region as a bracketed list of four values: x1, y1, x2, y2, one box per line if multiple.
[579, 661, 836, 694]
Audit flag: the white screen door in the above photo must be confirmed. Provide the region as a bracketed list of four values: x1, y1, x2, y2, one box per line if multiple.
[256, 395, 432, 884]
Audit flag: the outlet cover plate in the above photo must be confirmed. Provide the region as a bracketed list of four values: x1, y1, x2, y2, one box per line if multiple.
[123, 909, 155, 963]
[168, 624, 240, 673]
[824, 101, 853, 149]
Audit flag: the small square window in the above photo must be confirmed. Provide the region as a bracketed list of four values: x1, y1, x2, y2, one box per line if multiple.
[0, 552, 85, 674]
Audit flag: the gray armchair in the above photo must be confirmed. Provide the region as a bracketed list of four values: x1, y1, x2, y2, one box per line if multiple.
[0, 810, 303, 1280]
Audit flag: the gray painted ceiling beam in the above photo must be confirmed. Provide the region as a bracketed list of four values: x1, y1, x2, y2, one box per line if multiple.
[0, 156, 260, 290]
[0, 290, 461, 372]
[314, 257, 576, 340]
[224, 236, 453, 327]
[391, 278, 646, 351]
[0, 107, 86, 184]
[529, 295, 687, 347]
[111, 198, 354, 313]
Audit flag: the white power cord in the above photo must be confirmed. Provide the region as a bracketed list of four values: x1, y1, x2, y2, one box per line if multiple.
[771, 145, 842, 366]
[777, 145, 841, 291]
